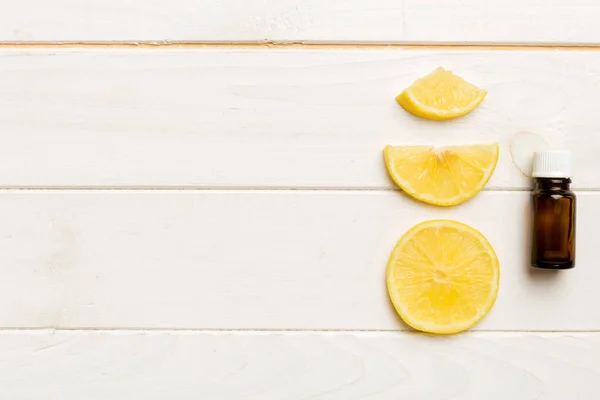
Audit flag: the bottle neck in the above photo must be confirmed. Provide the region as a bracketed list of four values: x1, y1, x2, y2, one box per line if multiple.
[534, 177, 572, 191]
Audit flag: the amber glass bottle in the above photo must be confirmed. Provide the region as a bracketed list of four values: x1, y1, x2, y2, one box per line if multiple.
[531, 151, 576, 270]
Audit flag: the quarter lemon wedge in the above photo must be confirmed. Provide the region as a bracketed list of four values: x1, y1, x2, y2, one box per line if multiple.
[387, 220, 499, 334]
[384, 143, 498, 206]
[397, 67, 486, 120]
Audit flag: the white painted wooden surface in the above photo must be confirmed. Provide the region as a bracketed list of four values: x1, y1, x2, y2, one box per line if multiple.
[0, 190, 597, 331]
[0, 48, 599, 189]
[2, 0, 600, 44]
[0, 331, 597, 399]
[1, 1, 599, 396]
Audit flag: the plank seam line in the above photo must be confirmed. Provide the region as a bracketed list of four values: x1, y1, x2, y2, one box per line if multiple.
[0, 328, 599, 334]
[0, 187, 534, 192]
[1, 42, 600, 51]
[0, 187, 597, 193]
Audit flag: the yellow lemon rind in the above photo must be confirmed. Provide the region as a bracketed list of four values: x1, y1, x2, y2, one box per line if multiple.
[396, 90, 487, 121]
[386, 219, 500, 334]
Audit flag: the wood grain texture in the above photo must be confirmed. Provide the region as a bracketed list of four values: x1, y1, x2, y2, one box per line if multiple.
[0, 189, 597, 330]
[1, 0, 600, 44]
[0, 48, 598, 189]
[0, 330, 596, 399]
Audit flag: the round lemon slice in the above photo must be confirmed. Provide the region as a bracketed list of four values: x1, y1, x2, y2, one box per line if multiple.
[387, 220, 499, 334]
[397, 67, 487, 120]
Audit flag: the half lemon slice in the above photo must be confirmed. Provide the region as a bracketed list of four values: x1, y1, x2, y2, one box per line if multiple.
[383, 143, 498, 206]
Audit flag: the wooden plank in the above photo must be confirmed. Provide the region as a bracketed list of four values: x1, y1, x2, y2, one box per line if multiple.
[1, 1, 600, 44]
[0, 330, 597, 399]
[0, 48, 598, 189]
[0, 190, 597, 330]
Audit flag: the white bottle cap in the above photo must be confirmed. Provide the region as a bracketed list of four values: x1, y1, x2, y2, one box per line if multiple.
[532, 150, 572, 178]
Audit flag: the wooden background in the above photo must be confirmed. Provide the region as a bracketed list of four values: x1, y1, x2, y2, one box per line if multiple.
[1, 1, 599, 398]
